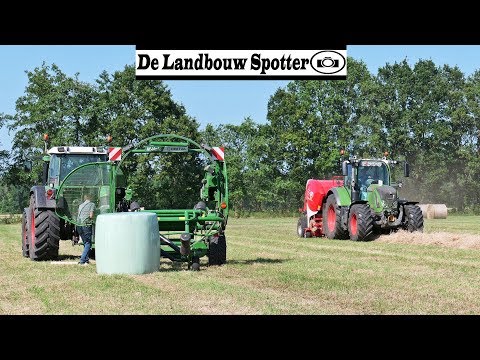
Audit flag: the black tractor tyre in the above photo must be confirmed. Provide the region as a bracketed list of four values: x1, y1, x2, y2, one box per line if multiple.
[22, 208, 30, 258]
[208, 234, 227, 266]
[322, 194, 348, 239]
[88, 248, 96, 260]
[28, 194, 60, 261]
[348, 204, 374, 241]
[403, 204, 424, 232]
[297, 215, 308, 238]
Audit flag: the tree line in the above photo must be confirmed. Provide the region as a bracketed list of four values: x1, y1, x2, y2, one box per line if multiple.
[1, 58, 479, 215]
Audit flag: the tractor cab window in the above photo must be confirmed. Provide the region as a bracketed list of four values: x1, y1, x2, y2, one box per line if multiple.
[48, 155, 61, 186]
[358, 161, 389, 188]
[59, 154, 107, 181]
[345, 163, 353, 186]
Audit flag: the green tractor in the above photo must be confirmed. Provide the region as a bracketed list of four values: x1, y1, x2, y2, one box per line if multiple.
[22, 136, 108, 261]
[54, 134, 228, 270]
[299, 153, 423, 241]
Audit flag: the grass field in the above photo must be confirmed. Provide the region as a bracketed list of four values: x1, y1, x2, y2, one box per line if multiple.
[1, 216, 480, 314]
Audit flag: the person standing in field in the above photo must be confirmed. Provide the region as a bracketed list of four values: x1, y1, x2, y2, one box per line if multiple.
[77, 193, 95, 265]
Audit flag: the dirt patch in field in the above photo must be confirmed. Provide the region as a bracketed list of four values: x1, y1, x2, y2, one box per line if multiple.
[377, 230, 480, 250]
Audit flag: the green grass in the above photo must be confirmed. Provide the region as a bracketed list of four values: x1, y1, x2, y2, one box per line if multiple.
[425, 215, 480, 234]
[1, 216, 480, 314]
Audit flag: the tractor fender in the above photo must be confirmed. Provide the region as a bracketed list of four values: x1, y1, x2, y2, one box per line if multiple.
[324, 188, 354, 232]
[30, 186, 56, 209]
[326, 187, 351, 207]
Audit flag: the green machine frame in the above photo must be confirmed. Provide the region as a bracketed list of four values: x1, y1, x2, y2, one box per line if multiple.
[56, 134, 228, 268]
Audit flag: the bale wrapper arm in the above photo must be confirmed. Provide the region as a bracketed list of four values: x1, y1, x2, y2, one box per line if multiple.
[118, 134, 229, 269]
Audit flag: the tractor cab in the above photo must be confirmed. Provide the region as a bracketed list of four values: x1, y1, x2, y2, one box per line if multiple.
[46, 147, 108, 188]
[356, 160, 390, 200]
[343, 158, 391, 201]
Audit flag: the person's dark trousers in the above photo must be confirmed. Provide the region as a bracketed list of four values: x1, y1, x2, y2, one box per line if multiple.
[78, 226, 92, 264]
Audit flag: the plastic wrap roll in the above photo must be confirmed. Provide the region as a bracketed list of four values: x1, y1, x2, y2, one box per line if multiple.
[95, 212, 160, 274]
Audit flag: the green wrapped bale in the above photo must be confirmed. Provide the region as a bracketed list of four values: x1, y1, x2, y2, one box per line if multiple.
[95, 212, 160, 274]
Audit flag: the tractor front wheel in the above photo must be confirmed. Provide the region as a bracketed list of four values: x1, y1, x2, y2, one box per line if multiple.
[297, 215, 308, 238]
[28, 194, 60, 261]
[208, 234, 227, 265]
[322, 194, 348, 239]
[348, 204, 374, 241]
[403, 204, 424, 232]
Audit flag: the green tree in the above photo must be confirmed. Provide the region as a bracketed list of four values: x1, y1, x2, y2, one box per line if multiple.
[1, 63, 98, 212]
[376, 60, 471, 208]
[266, 58, 376, 210]
[4, 63, 97, 191]
[3, 63, 202, 212]
[202, 118, 284, 214]
[94, 65, 203, 209]
[464, 70, 480, 212]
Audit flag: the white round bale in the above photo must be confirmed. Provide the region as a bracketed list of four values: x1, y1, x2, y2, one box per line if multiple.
[94, 212, 160, 275]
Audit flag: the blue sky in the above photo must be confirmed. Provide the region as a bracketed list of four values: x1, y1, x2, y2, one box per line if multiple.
[1, 45, 480, 150]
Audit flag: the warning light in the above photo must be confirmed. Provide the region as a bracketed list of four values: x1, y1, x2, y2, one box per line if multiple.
[106, 135, 113, 143]
[46, 189, 54, 199]
[220, 202, 227, 209]
[43, 133, 49, 141]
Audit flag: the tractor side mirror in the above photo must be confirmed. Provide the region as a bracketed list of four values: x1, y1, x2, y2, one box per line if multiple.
[404, 162, 410, 178]
[342, 161, 348, 176]
[24, 160, 32, 172]
[42, 162, 49, 184]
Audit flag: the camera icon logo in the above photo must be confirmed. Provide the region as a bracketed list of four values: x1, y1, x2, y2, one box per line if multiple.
[317, 57, 339, 68]
[310, 51, 346, 74]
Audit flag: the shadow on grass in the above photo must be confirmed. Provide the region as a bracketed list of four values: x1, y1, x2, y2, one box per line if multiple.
[221, 257, 288, 265]
[158, 257, 288, 272]
[55, 254, 80, 261]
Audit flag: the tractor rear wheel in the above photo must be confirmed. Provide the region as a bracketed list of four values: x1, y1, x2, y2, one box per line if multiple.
[348, 204, 374, 241]
[322, 194, 348, 239]
[28, 194, 60, 261]
[403, 204, 424, 232]
[21, 208, 30, 258]
[208, 234, 227, 265]
[297, 215, 308, 238]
